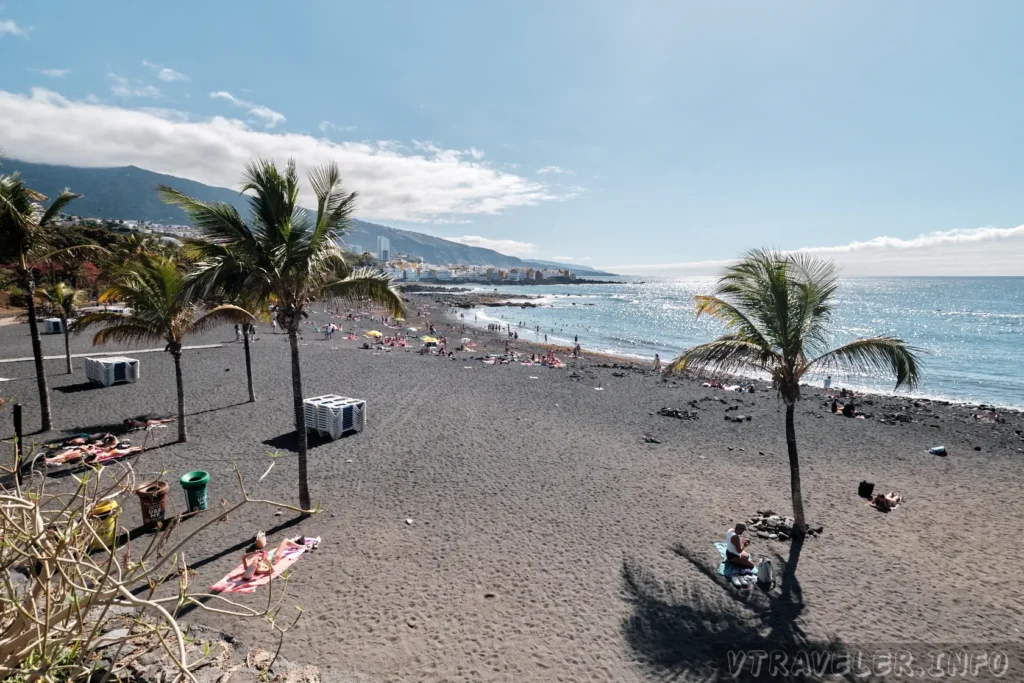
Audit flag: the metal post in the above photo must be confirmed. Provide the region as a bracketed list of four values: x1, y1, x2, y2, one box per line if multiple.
[13, 403, 23, 486]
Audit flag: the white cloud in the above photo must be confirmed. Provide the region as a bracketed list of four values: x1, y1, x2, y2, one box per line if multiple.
[449, 235, 537, 256]
[39, 68, 70, 78]
[0, 87, 557, 223]
[609, 225, 1024, 277]
[211, 91, 285, 128]
[109, 73, 161, 99]
[143, 59, 189, 82]
[319, 120, 357, 134]
[537, 165, 574, 175]
[0, 19, 26, 37]
[139, 107, 189, 122]
[158, 68, 188, 82]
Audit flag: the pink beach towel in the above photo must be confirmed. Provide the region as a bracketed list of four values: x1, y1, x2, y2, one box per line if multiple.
[210, 546, 306, 594]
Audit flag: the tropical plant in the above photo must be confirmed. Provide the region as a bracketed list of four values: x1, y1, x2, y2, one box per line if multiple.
[0, 455, 308, 681]
[0, 168, 82, 431]
[667, 249, 921, 531]
[36, 282, 87, 374]
[74, 255, 254, 442]
[159, 158, 405, 511]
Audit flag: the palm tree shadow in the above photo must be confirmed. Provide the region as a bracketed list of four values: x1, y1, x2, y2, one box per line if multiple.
[262, 430, 352, 452]
[622, 535, 871, 681]
[55, 382, 104, 394]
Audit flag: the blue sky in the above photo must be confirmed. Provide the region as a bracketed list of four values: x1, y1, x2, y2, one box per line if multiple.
[2, 1, 1023, 274]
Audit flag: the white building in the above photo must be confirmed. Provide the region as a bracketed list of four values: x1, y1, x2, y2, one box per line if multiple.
[507, 269, 525, 282]
[384, 266, 403, 280]
[347, 243, 363, 255]
[376, 236, 391, 262]
[403, 268, 419, 282]
[436, 268, 453, 281]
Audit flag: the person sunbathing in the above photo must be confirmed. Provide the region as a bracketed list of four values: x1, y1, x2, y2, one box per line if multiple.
[123, 417, 176, 431]
[725, 523, 754, 569]
[64, 432, 118, 447]
[869, 491, 902, 512]
[241, 537, 305, 580]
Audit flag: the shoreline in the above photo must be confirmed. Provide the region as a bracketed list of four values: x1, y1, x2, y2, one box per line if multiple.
[423, 293, 1024, 416]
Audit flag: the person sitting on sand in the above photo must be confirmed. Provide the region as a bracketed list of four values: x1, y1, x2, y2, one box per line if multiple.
[842, 402, 856, 418]
[709, 377, 723, 389]
[869, 491, 902, 512]
[831, 398, 839, 414]
[241, 537, 306, 580]
[725, 523, 754, 569]
[123, 417, 176, 431]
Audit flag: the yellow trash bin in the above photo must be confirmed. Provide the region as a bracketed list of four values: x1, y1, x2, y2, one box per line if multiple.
[89, 499, 120, 550]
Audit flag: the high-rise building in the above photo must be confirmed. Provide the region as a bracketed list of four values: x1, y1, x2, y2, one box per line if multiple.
[347, 243, 363, 255]
[376, 236, 391, 262]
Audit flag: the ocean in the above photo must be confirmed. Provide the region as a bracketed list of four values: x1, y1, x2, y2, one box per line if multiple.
[455, 277, 1024, 409]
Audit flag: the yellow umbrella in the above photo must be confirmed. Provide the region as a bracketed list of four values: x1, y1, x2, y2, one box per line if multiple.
[395, 317, 405, 322]
[421, 336, 439, 344]
[366, 330, 383, 337]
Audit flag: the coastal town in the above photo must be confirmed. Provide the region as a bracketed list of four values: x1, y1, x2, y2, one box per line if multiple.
[60, 216, 581, 284]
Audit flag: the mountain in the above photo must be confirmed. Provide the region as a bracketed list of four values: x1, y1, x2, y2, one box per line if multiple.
[6, 160, 615, 275]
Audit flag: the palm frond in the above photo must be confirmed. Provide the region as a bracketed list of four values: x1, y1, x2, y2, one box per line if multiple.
[322, 269, 406, 318]
[785, 252, 838, 355]
[805, 336, 923, 389]
[39, 190, 82, 227]
[72, 310, 133, 335]
[667, 337, 780, 378]
[693, 295, 774, 350]
[158, 186, 253, 248]
[189, 304, 255, 336]
[92, 323, 164, 347]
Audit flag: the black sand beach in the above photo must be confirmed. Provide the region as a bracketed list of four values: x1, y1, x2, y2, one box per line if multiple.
[2, 295, 1023, 681]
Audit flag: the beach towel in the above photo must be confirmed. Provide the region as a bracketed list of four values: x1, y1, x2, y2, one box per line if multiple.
[210, 544, 308, 594]
[714, 542, 758, 578]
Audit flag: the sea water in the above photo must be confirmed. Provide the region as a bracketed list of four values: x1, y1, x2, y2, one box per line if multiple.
[455, 277, 1024, 409]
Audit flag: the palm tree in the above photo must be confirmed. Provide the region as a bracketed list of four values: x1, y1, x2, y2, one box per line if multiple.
[667, 249, 921, 532]
[159, 158, 405, 511]
[36, 282, 86, 374]
[74, 255, 254, 442]
[0, 169, 81, 431]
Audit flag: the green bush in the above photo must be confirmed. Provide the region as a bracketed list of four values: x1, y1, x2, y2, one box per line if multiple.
[6, 287, 28, 308]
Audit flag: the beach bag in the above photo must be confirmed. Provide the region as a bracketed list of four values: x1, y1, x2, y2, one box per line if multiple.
[756, 558, 774, 589]
[858, 481, 875, 499]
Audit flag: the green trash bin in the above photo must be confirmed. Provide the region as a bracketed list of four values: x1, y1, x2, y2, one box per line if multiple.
[180, 470, 210, 512]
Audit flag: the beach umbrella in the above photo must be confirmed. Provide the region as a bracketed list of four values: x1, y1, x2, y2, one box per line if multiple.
[395, 317, 405, 322]
[366, 330, 383, 338]
[421, 336, 439, 344]
[406, 327, 418, 332]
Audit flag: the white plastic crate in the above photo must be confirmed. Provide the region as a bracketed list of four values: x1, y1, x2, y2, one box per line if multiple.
[84, 356, 140, 387]
[302, 394, 367, 439]
[43, 318, 64, 334]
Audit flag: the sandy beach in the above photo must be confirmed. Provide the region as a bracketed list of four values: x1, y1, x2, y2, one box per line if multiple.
[2, 295, 1023, 682]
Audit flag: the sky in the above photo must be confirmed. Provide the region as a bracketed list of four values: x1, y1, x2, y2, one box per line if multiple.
[2, 1, 1023, 275]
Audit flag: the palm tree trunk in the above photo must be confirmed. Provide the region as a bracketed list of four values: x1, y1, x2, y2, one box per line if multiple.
[288, 328, 311, 512]
[173, 350, 187, 442]
[242, 327, 256, 402]
[62, 322, 73, 374]
[21, 267, 53, 432]
[785, 403, 806, 532]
